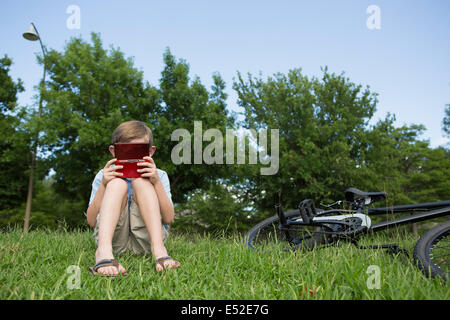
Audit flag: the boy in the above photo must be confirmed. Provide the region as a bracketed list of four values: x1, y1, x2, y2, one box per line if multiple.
[86, 120, 180, 276]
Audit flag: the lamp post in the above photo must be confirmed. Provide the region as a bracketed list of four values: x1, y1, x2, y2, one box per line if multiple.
[22, 23, 47, 232]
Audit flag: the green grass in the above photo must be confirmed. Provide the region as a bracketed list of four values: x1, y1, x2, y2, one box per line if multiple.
[0, 226, 448, 300]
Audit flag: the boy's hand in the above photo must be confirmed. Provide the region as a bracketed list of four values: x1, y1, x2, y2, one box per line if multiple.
[137, 156, 160, 185]
[101, 158, 123, 187]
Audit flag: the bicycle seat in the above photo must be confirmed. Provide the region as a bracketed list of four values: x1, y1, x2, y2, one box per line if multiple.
[345, 188, 387, 204]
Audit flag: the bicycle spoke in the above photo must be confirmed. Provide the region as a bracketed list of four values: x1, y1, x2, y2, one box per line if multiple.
[414, 222, 450, 277]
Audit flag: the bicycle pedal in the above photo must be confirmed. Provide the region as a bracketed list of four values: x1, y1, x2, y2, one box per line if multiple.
[298, 199, 317, 224]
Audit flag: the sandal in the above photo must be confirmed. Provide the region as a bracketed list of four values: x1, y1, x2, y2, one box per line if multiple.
[88, 259, 128, 277]
[156, 256, 181, 272]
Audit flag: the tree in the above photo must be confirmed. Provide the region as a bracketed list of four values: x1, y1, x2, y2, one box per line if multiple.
[38, 35, 236, 219]
[359, 114, 432, 205]
[39, 33, 161, 205]
[0, 55, 52, 229]
[155, 48, 236, 203]
[443, 104, 450, 137]
[405, 147, 450, 203]
[173, 182, 255, 234]
[232, 67, 378, 212]
[0, 55, 32, 211]
[233, 66, 449, 219]
[0, 55, 24, 115]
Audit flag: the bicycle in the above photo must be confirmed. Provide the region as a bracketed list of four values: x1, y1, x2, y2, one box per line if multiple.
[243, 187, 450, 280]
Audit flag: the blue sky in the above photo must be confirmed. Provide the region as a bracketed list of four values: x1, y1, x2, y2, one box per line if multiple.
[1, 0, 449, 147]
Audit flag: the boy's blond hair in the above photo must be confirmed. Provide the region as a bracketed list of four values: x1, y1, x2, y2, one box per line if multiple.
[112, 120, 153, 146]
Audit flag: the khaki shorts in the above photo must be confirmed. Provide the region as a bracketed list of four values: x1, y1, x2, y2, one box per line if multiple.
[93, 199, 169, 255]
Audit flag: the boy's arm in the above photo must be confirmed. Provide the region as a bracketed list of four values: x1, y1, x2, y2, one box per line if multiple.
[153, 179, 174, 225]
[86, 182, 106, 228]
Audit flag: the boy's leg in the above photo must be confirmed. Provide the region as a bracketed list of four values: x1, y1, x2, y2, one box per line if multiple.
[95, 178, 128, 276]
[131, 177, 179, 270]
[127, 200, 168, 255]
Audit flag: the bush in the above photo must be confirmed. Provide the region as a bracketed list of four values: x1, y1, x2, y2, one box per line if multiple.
[172, 182, 262, 234]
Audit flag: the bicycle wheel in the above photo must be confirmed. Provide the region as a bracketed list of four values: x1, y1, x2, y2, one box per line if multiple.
[244, 209, 329, 252]
[413, 220, 450, 280]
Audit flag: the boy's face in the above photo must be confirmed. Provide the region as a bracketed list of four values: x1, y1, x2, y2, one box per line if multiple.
[109, 138, 156, 158]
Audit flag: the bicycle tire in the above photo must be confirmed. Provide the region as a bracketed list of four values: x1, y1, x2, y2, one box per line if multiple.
[413, 220, 450, 280]
[243, 209, 328, 252]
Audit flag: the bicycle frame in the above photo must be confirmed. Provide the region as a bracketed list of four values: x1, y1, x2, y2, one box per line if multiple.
[246, 191, 450, 279]
[368, 202, 450, 232]
[277, 199, 450, 235]
[245, 189, 450, 264]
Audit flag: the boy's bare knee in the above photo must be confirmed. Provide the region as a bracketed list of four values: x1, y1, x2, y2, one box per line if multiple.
[131, 177, 153, 189]
[106, 178, 128, 191]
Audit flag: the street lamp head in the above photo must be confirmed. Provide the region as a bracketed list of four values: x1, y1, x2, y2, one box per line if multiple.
[23, 24, 39, 41]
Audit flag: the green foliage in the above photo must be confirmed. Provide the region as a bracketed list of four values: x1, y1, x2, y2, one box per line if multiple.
[443, 104, 450, 137]
[405, 147, 450, 202]
[233, 68, 379, 211]
[1, 32, 449, 232]
[0, 55, 36, 211]
[0, 55, 24, 114]
[38, 34, 235, 206]
[232, 67, 448, 214]
[0, 178, 87, 230]
[39, 33, 161, 202]
[172, 182, 259, 234]
[155, 49, 236, 203]
[359, 114, 450, 205]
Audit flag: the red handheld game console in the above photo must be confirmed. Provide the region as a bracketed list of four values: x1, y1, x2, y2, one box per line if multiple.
[114, 142, 150, 178]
